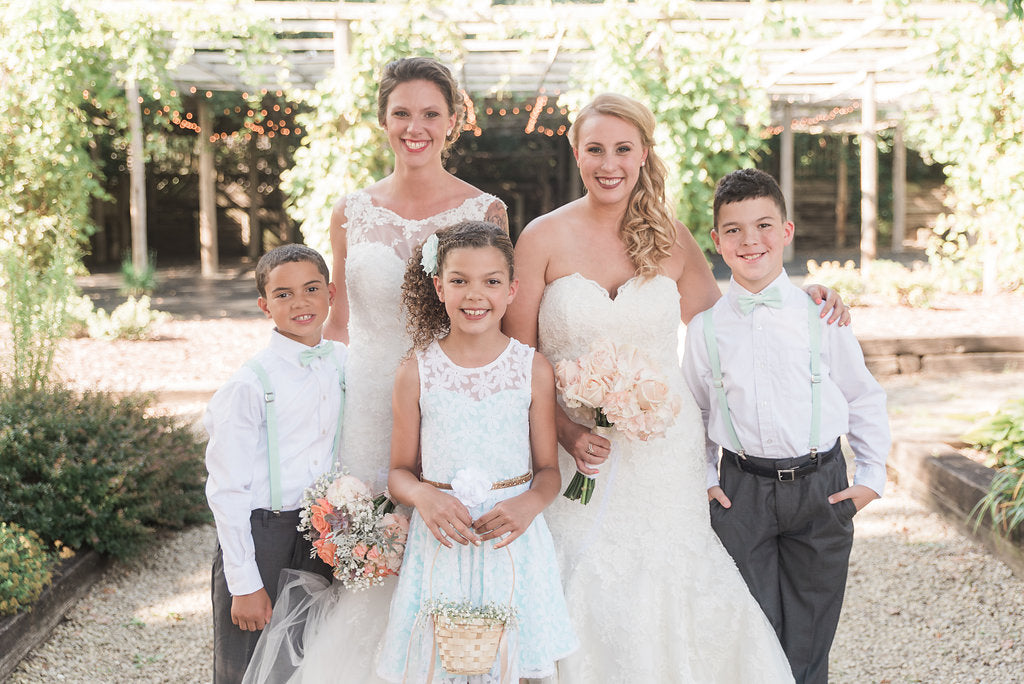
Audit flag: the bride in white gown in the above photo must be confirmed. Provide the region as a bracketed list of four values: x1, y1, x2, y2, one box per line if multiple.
[243, 57, 507, 683]
[505, 93, 844, 683]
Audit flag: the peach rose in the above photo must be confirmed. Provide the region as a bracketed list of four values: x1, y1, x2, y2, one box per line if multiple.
[635, 377, 671, 412]
[310, 499, 332, 536]
[352, 542, 369, 560]
[313, 538, 337, 566]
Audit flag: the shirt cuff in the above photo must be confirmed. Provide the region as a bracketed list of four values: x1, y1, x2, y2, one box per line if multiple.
[223, 560, 264, 597]
[853, 464, 887, 499]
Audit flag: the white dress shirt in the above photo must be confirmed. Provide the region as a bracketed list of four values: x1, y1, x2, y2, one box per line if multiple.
[204, 330, 346, 595]
[682, 271, 890, 497]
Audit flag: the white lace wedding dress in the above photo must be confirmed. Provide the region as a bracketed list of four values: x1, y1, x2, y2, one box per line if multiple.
[243, 190, 503, 684]
[536, 273, 794, 683]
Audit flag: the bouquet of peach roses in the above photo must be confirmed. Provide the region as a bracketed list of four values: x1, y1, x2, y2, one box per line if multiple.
[298, 471, 410, 590]
[554, 341, 683, 504]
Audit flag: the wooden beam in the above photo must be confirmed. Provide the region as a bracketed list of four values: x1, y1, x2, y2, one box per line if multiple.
[837, 134, 848, 248]
[860, 72, 878, 268]
[892, 120, 906, 253]
[198, 99, 218, 276]
[126, 78, 148, 272]
[781, 102, 795, 262]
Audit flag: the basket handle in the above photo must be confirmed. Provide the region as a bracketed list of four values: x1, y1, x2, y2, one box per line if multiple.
[428, 540, 516, 610]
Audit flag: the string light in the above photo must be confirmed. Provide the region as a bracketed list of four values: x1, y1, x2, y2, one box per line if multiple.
[524, 94, 548, 134]
[763, 103, 861, 136]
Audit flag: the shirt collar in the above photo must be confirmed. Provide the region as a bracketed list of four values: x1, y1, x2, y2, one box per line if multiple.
[267, 329, 326, 368]
[726, 270, 791, 315]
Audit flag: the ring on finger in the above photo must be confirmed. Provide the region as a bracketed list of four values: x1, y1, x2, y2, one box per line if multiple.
[586, 443, 595, 455]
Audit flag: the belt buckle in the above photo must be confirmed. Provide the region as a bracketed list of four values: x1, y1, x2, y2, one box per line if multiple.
[776, 468, 797, 482]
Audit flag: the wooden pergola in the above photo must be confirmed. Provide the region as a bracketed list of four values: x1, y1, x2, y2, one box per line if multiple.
[103, 0, 989, 275]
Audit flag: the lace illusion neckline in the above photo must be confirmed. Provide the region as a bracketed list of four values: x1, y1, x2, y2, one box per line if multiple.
[550, 272, 675, 302]
[353, 189, 491, 225]
[433, 337, 515, 371]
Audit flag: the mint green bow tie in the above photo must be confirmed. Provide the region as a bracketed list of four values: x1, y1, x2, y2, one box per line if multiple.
[737, 287, 783, 315]
[300, 341, 334, 367]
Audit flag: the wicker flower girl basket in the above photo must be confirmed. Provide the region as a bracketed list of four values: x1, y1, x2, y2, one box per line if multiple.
[428, 542, 516, 676]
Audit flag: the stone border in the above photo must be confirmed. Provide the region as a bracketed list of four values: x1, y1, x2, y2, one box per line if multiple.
[862, 335, 1024, 375]
[0, 550, 111, 680]
[888, 440, 1024, 577]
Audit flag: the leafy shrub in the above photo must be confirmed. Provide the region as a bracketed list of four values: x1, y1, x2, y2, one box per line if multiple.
[867, 260, 935, 309]
[804, 258, 935, 308]
[119, 252, 158, 297]
[966, 398, 1024, 538]
[66, 294, 170, 341]
[804, 260, 866, 305]
[0, 522, 56, 616]
[0, 386, 210, 558]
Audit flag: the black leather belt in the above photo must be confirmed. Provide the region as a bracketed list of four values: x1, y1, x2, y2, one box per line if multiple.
[725, 440, 842, 482]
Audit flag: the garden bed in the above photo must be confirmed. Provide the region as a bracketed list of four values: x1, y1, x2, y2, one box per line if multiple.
[0, 550, 111, 681]
[887, 440, 1024, 577]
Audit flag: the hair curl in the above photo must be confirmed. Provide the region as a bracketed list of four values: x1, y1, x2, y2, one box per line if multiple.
[401, 221, 514, 350]
[377, 57, 465, 153]
[569, 93, 677, 278]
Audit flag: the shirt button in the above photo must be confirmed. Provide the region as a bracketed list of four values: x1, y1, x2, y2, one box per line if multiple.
[767, 439, 774, 445]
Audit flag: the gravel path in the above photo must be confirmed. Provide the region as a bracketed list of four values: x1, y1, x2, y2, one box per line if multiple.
[8, 284, 1024, 683]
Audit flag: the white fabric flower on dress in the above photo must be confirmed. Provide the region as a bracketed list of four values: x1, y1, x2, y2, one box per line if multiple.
[420, 234, 439, 276]
[450, 467, 491, 508]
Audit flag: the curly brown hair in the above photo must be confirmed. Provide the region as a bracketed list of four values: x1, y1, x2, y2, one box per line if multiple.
[401, 221, 514, 350]
[569, 93, 677, 278]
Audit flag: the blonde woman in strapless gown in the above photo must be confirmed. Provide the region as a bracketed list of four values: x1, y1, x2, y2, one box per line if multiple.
[505, 93, 846, 683]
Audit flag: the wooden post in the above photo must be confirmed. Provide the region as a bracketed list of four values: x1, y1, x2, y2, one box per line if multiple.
[892, 120, 906, 253]
[198, 98, 218, 275]
[89, 141, 108, 265]
[334, 17, 350, 74]
[126, 78, 148, 272]
[247, 134, 261, 261]
[836, 134, 848, 249]
[781, 102, 795, 263]
[860, 72, 878, 268]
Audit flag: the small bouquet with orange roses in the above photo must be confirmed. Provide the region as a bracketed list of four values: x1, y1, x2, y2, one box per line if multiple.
[298, 471, 410, 590]
[554, 340, 683, 504]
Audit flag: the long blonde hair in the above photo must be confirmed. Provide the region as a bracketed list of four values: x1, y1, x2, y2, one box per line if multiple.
[569, 93, 677, 277]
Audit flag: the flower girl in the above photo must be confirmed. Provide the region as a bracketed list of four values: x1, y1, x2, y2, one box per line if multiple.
[375, 220, 578, 682]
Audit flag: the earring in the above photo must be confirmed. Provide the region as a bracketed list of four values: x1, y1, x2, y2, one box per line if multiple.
[446, 129, 453, 137]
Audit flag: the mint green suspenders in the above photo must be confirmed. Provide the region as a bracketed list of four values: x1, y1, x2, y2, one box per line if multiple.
[702, 299, 823, 458]
[245, 353, 345, 513]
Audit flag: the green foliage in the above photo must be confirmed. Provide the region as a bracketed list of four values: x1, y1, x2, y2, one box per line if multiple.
[966, 398, 1024, 538]
[804, 260, 866, 306]
[905, 12, 1024, 293]
[69, 295, 171, 341]
[561, 0, 770, 249]
[0, 237, 80, 392]
[120, 251, 158, 296]
[0, 522, 57, 616]
[0, 386, 210, 558]
[804, 258, 934, 308]
[964, 398, 1024, 470]
[283, 1, 462, 258]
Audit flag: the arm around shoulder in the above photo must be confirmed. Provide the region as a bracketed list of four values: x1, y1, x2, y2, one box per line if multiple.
[674, 223, 721, 324]
[324, 197, 350, 343]
[503, 220, 550, 348]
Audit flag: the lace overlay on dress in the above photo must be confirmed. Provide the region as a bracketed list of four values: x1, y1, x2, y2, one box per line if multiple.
[535, 272, 794, 684]
[342, 190, 503, 492]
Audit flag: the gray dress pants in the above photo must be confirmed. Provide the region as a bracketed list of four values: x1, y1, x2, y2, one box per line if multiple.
[211, 509, 331, 684]
[710, 445, 856, 684]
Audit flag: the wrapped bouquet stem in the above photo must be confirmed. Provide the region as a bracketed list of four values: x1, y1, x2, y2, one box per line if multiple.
[562, 409, 612, 505]
[554, 341, 683, 505]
